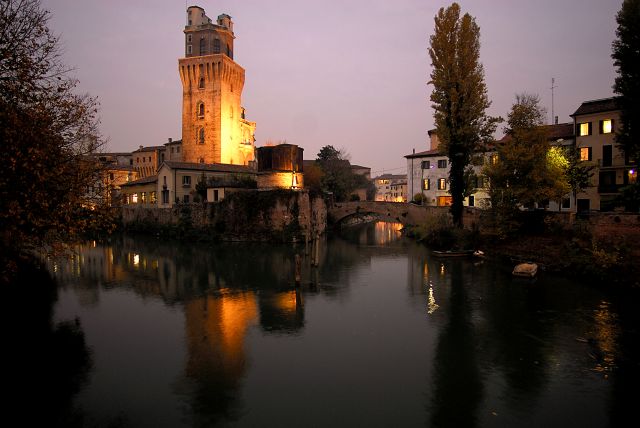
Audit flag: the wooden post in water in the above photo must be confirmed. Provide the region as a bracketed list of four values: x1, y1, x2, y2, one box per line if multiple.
[295, 254, 301, 286]
[312, 232, 320, 267]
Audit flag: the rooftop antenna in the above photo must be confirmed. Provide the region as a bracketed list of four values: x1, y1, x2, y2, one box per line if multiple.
[550, 77, 557, 125]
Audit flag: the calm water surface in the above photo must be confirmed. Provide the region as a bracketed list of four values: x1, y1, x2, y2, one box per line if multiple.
[47, 222, 639, 427]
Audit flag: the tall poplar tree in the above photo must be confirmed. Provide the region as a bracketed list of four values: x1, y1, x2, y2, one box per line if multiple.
[612, 0, 640, 211]
[612, 0, 640, 165]
[428, 3, 499, 227]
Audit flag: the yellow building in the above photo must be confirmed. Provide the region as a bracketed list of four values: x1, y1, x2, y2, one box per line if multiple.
[572, 97, 635, 212]
[179, 6, 256, 166]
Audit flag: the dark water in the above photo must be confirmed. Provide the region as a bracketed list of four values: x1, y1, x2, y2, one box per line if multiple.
[39, 222, 639, 427]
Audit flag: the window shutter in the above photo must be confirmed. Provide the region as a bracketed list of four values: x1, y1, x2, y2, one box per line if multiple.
[599, 120, 603, 134]
[588, 122, 593, 136]
[588, 147, 592, 161]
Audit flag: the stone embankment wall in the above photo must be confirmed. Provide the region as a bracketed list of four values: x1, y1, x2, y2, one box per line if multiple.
[122, 189, 326, 242]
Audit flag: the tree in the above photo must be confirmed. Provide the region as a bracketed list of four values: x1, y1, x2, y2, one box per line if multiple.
[612, 0, 640, 210]
[564, 145, 595, 205]
[612, 0, 640, 165]
[428, 3, 500, 227]
[316, 145, 359, 202]
[1, 0, 104, 275]
[484, 94, 570, 230]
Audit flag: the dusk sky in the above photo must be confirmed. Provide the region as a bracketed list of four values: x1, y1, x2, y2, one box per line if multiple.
[42, 0, 619, 176]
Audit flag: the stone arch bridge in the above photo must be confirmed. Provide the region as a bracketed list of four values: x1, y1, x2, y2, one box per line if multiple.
[328, 201, 481, 228]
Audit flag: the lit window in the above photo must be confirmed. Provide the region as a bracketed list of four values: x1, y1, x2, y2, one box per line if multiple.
[438, 178, 446, 190]
[600, 119, 613, 134]
[140, 192, 146, 203]
[132, 193, 138, 203]
[423, 179, 430, 190]
[578, 122, 591, 136]
[438, 159, 447, 168]
[490, 154, 498, 165]
[580, 147, 592, 161]
[629, 169, 637, 184]
[150, 191, 157, 204]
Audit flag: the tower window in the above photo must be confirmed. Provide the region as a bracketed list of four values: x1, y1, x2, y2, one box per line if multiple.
[187, 45, 192, 55]
[199, 38, 205, 55]
[197, 102, 205, 118]
[187, 34, 192, 43]
[198, 77, 205, 89]
[213, 38, 220, 53]
[198, 128, 205, 144]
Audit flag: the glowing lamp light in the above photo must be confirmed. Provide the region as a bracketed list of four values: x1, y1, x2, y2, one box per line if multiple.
[133, 254, 140, 266]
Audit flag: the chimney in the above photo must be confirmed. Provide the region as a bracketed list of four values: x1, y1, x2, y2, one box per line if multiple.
[168, 138, 172, 143]
[555, 116, 558, 125]
[413, 148, 415, 154]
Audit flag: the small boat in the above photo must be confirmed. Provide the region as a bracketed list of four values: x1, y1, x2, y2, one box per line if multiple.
[512, 262, 538, 277]
[432, 250, 475, 258]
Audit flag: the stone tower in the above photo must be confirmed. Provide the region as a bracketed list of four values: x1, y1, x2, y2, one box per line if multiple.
[179, 6, 256, 165]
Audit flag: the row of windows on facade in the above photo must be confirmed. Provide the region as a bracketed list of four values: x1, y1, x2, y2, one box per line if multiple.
[421, 176, 486, 191]
[186, 37, 232, 57]
[421, 159, 449, 169]
[124, 191, 192, 205]
[125, 191, 157, 205]
[577, 119, 613, 137]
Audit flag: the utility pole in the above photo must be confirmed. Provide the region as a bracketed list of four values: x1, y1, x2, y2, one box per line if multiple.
[550, 77, 557, 124]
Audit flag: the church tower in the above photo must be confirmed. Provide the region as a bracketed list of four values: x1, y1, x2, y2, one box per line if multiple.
[179, 6, 256, 165]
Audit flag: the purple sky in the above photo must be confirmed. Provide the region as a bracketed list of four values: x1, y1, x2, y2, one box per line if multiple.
[42, 0, 618, 176]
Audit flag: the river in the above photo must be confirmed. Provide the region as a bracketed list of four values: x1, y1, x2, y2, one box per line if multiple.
[40, 222, 639, 427]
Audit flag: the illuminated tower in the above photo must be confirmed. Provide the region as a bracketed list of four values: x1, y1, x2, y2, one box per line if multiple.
[179, 6, 256, 165]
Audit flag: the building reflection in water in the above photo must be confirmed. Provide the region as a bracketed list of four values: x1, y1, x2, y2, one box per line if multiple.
[591, 300, 620, 373]
[374, 221, 403, 245]
[49, 236, 309, 424]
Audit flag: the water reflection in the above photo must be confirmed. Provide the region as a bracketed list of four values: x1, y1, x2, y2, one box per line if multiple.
[430, 261, 483, 427]
[44, 223, 640, 427]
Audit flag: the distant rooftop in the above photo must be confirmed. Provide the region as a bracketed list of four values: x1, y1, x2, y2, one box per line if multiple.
[572, 97, 619, 117]
[405, 149, 442, 159]
[121, 175, 158, 187]
[162, 161, 253, 174]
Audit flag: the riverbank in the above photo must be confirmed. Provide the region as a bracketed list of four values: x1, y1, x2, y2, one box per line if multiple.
[404, 214, 640, 288]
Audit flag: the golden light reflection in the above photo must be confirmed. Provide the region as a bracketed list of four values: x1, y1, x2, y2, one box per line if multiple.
[185, 293, 258, 380]
[374, 222, 403, 245]
[439, 264, 445, 276]
[133, 254, 140, 267]
[591, 300, 619, 373]
[427, 284, 439, 314]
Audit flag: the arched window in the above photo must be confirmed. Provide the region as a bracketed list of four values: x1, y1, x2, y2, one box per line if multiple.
[198, 77, 205, 89]
[213, 38, 220, 53]
[197, 102, 205, 118]
[199, 157, 204, 164]
[198, 127, 205, 144]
